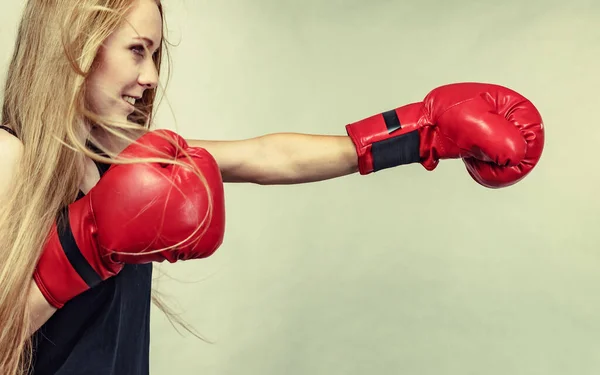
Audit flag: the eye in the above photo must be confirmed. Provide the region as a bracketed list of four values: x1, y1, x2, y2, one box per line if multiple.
[131, 45, 146, 57]
[131, 44, 160, 60]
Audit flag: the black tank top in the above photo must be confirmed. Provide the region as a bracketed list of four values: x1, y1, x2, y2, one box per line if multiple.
[0, 125, 153, 375]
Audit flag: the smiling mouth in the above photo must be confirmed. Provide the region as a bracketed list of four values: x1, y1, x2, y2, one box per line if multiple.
[122, 95, 138, 106]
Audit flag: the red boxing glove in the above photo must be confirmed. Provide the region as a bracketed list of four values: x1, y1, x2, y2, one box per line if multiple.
[345, 82, 545, 188]
[34, 129, 226, 308]
[99, 135, 226, 264]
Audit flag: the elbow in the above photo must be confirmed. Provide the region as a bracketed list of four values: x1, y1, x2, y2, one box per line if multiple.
[250, 164, 298, 185]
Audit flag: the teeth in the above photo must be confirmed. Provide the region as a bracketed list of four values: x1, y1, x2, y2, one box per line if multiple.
[123, 96, 137, 105]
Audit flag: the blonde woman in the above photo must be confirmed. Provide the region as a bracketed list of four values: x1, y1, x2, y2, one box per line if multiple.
[0, 0, 544, 374]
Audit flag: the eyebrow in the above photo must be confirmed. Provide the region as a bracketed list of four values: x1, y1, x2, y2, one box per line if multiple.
[133, 36, 158, 49]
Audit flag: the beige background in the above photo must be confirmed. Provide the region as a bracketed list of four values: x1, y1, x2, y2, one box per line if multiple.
[1, 0, 599, 374]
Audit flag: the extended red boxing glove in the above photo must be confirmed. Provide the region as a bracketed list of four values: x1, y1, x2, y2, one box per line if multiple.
[33, 129, 226, 308]
[345, 82, 545, 188]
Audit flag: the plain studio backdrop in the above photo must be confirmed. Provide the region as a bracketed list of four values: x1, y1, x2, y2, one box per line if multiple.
[1, 0, 599, 374]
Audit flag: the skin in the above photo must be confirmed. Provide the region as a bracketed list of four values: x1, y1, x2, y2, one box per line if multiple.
[81, 0, 163, 192]
[85, 0, 162, 124]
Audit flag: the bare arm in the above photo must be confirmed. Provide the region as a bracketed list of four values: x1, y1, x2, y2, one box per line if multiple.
[0, 130, 57, 335]
[27, 281, 57, 334]
[187, 133, 359, 185]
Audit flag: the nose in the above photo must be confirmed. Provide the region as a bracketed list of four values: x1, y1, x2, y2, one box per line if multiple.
[138, 60, 159, 90]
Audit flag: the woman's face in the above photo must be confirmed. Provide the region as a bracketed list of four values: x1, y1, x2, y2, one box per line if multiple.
[85, 0, 162, 124]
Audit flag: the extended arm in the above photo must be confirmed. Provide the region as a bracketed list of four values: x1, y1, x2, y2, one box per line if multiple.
[188, 83, 544, 189]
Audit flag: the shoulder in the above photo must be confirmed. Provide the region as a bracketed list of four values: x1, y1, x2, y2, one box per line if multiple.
[0, 127, 24, 193]
[0, 126, 23, 164]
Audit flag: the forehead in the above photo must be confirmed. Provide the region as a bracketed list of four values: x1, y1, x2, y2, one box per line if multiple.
[118, 0, 162, 43]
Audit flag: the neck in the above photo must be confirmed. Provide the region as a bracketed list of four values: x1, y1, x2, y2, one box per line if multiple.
[89, 124, 145, 156]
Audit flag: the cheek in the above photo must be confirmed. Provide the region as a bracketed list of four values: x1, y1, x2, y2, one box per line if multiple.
[104, 53, 132, 82]
[87, 60, 133, 104]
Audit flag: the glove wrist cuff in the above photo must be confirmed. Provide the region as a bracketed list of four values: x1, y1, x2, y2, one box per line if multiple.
[345, 103, 423, 174]
[34, 202, 120, 309]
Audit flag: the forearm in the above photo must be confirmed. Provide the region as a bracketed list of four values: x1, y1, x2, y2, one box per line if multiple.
[254, 133, 359, 185]
[28, 278, 57, 335]
[187, 133, 359, 185]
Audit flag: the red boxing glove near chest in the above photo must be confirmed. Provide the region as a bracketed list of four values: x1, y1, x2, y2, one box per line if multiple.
[345, 82, 545, 188]
[100, 132, 226, 264]
[34, 129, 226, 308]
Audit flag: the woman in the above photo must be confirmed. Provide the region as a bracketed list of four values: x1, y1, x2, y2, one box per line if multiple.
[0, 0, 544, 374]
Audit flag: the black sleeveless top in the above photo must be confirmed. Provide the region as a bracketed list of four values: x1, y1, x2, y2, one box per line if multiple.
[0, 126, 153, 375]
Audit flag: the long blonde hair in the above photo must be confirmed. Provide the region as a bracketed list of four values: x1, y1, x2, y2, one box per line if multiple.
[0, 1, 209, 374]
